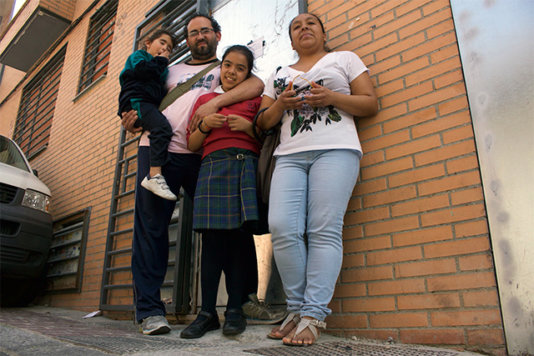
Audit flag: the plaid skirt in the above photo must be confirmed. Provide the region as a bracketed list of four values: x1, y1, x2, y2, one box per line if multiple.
[193, 148, 261, 231]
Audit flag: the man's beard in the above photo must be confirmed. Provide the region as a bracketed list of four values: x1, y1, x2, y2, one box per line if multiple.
[190, 38, 217, 60]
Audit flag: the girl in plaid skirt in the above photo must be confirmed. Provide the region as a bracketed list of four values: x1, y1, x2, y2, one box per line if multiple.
[183, 45, 262, 338]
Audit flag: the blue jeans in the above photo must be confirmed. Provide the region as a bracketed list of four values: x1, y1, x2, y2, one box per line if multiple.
[269, 149, 360, 321]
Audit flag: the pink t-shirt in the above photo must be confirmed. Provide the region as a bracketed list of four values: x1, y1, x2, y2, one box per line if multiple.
[139, 60, 220, 153]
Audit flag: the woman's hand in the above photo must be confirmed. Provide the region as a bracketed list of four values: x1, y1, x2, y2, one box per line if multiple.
[121, 110, 142, 133]
[276, 81, 305, 111]
[202, 113, 226, 130]
[303, 81, 335, 108]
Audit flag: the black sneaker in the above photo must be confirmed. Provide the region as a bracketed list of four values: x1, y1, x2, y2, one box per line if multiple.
[222, 308, 247, 336]
[180, 311, 220, 339]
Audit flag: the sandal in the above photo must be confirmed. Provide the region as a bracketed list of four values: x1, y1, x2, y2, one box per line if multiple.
[267, 312, 300, 339]
[283, 317, 326, 346]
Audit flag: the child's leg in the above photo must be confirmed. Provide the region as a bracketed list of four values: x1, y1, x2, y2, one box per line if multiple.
[201, 230, 225, 315]
[149, 166, 162, 178]
[135, 102, 172, 169]
[224, 229, 257, 310]
[135, 102, 176, 200]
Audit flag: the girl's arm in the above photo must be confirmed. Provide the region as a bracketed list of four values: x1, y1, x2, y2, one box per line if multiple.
[187, 119, 209, 152]
[303, 71, 378, 118]
[187, 113, 227, 151]
[227, 115, 255, 138]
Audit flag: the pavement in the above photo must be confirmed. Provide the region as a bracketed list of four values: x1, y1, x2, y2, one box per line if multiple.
[0, 305, 484, 356]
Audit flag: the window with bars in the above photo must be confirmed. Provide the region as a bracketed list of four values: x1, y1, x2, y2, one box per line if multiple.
[134, 0, 201, 63]
[14, 46, 66, 159]
[47, 208, 90, 292]
[78, 0, 118, 93]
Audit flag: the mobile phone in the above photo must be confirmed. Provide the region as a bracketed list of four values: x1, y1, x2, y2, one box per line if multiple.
[294, 85, 309, 95]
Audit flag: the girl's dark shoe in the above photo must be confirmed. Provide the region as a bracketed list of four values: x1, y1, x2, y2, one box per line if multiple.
[222, 309, 247, 336]
[180, 311, 220, 339]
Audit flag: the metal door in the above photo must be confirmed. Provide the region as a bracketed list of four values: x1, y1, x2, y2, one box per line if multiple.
[451, 1, 534, 354]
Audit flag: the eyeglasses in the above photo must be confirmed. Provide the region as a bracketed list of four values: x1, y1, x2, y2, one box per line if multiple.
[188, 28, 214, 38]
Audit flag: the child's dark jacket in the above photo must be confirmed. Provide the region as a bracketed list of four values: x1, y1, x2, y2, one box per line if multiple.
[117, 50, 169, 116]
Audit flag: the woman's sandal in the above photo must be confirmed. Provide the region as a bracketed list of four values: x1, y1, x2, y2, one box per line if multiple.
[267, 312, 300, 339]
[282, 317, 326, 346]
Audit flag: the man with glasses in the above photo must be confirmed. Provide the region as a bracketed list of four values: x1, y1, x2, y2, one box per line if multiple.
[121, 14, 264, 336]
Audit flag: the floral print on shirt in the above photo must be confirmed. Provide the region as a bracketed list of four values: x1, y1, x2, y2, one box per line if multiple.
[274, 77, 341, 137]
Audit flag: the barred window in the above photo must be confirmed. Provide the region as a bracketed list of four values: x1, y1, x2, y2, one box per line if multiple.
[47, 208, 90, 292]
[78, 0, 118, 93]
[14, 46, 66, 159]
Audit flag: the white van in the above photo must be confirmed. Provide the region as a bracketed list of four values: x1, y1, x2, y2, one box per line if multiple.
[0, 134, 53, 306]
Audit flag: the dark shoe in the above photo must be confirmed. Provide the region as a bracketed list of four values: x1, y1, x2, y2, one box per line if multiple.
[180, 311, 220, 339]
[223, 308, 247, 336]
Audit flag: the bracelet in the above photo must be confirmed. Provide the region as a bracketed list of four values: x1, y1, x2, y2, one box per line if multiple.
[198, 119, 212, 134]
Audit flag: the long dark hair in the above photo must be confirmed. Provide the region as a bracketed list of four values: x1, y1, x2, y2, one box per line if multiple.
[221, 45, 255, 78]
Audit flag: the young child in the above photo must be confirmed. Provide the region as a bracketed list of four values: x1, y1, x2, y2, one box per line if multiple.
[180, 45, 262, 339]
[118, 29, 177, 200]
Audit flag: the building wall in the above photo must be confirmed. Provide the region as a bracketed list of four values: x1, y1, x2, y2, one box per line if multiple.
[0, 66, 24, 103]
[0, 0, 506, 355]
[307, 1, 504, 355]
[0, 0, 16, 34]
[0, 70, 23, 133]
[0, 0, 34, 55]
[39, 0, 76, 20]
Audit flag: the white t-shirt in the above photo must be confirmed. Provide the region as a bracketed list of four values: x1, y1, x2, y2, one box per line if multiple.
[263, 51, 368, 156]
[139, 60, 220, 153]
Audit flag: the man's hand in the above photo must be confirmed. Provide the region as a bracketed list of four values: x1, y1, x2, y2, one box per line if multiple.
[121, 110, 142, 133]
[189, 100, 220, 131]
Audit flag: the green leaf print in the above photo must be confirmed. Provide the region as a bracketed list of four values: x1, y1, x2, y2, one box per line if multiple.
[291, 111, 304, 136]
[327, 106, 341, 124]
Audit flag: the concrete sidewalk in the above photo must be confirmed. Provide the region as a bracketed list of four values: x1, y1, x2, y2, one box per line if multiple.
[0, 306, 483, 356]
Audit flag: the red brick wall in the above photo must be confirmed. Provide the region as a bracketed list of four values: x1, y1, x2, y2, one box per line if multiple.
[40, 0, 75, 20]
[308, 1, 504, 355]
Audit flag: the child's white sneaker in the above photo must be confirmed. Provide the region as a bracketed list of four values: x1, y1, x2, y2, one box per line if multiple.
[141, 174, 177, 201]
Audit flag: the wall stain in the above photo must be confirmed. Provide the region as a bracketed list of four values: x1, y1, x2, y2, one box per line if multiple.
[497, 211, 509, 223]
[498, 239, 516, 279]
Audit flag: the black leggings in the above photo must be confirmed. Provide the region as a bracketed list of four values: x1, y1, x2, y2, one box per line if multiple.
[134, 101, 172, 167]
[200, 229, 258, 314]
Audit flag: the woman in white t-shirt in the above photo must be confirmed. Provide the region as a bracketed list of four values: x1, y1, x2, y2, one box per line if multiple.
[257, 13, 378, 346]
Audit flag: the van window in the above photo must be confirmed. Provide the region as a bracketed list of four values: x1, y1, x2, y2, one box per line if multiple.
[0, 136, 30, 172]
